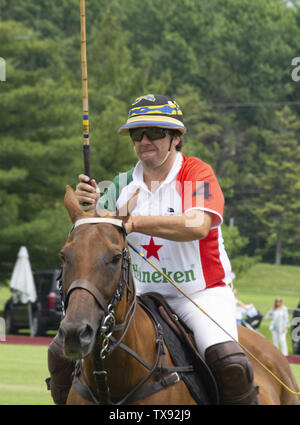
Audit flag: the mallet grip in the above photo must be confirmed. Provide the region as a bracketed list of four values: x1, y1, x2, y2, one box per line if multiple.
[83, 144, 90, 179]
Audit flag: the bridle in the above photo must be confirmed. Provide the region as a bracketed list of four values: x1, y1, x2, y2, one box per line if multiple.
[62, 219, 132, 316]
[59, 217, 174, 405]
[59, 218, 135, 403]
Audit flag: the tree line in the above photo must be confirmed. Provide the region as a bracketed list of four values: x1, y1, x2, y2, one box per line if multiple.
[0, 0, 300, 277]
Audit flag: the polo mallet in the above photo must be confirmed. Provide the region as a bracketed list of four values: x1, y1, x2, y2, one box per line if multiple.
[80, 0, 97, 209]
[81, 0, 90, 180]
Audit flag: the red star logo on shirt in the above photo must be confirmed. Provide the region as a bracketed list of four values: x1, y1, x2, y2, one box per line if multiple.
[141, 237, 163, 260]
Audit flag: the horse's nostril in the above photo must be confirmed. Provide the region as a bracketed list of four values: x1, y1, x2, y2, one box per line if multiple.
[58, 318, 96, 358]
[79, 323, 94, 346]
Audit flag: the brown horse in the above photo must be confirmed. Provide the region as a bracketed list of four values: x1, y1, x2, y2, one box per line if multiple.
[58, 186, 300, 405]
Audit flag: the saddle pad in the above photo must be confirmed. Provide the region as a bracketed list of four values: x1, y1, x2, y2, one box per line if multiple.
[138, 293, 219, 405]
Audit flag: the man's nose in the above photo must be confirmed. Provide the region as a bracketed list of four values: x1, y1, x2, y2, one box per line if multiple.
[140, 133, 152, 144]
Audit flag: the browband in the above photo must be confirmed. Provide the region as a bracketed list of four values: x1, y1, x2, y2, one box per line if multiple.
[74, 217, 124, 229]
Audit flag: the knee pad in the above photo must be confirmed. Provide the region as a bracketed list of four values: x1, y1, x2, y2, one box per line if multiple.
[205, 341, 258, 405]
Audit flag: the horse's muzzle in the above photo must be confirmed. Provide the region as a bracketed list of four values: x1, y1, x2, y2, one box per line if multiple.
[59, 318, 96, 359]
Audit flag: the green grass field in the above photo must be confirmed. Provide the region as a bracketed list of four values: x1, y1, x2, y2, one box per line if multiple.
[0, 342, 299, 405]
[290, 364, 300, 387]
[0, 344, 53, 405]
[0, 262, 299, 405]
[234, 263, 300, 354]
[234, 262, 300, 310]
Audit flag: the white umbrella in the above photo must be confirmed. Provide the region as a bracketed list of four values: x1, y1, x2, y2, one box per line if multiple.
[10, 246, 37, 336]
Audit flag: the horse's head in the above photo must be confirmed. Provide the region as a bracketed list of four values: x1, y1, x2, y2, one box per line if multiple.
[58, 186, 132, 359]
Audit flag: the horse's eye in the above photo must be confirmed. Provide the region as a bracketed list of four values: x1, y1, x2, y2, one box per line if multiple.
[59, 251, 67, 263]
[112, 253, 122, 264]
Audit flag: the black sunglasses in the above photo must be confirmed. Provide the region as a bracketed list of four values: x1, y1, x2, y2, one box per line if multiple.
[129, 127, 171, 142]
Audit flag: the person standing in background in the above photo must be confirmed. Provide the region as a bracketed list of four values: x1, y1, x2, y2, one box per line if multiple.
[233, 289, 254, 326]
[266, 297, 289, 356]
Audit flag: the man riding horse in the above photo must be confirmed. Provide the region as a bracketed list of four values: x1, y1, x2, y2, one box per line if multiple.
[48, 94, 258, 405]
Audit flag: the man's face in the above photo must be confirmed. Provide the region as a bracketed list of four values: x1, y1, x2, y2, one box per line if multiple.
[130, 127, 178, 169]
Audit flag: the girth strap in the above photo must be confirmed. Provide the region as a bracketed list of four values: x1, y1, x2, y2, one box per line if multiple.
[112, 371, 182, 405]
[72, 367, 184, 405]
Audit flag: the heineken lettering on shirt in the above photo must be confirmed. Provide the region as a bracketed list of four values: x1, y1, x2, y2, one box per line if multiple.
[132, 263, 196, 284]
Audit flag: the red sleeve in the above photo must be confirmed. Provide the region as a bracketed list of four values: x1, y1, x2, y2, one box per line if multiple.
[176, 156, 224, 227]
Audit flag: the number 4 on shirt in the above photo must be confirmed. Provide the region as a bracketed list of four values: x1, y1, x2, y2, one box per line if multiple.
[193, 182, 212, 200]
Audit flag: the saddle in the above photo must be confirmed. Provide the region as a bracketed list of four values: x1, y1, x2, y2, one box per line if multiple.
[138, 292, 219, 405]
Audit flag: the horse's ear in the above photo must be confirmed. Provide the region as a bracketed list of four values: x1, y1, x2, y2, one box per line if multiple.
[96, 208, 116, 218]
[115, 189, 139, 223]
[64, 185, 87, 223]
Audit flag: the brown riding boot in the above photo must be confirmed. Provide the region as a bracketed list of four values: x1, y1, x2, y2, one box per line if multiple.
[205, 341, 259, 405]
[46, 334, 75, 405]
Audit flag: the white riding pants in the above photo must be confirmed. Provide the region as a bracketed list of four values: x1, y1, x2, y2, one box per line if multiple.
[167, 286, 238, 359]
[271, 330, 288, 356]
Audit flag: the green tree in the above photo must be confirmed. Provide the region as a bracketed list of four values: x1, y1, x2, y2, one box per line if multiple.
[176, 84, 239, 203]
[86, 4, 172, 181]
[222, 225, 260, 277]
[0, 20, 81, 271]
[1, 0, 300, 270]
[252, 106, 300, 265]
